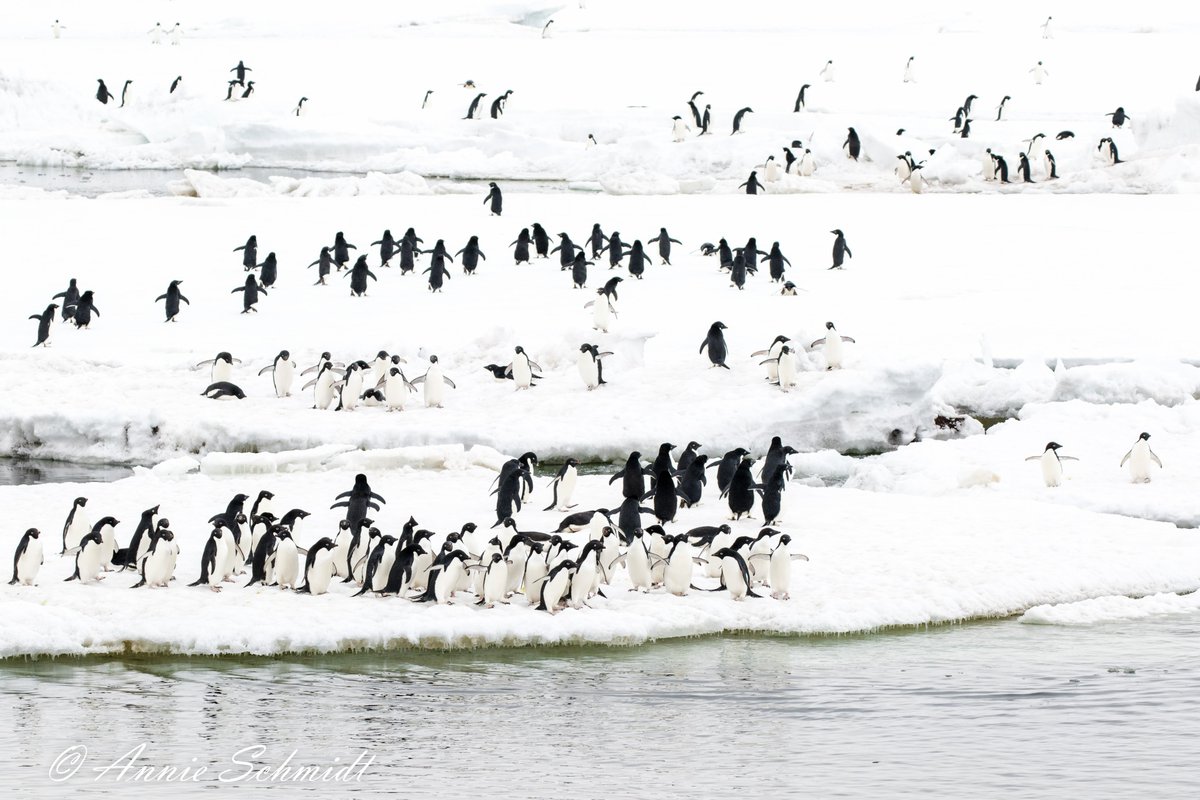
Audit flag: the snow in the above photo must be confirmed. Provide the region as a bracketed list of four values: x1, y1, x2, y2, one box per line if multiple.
[1020, 591, 1200, 626]
[3, 461, 1198, 657]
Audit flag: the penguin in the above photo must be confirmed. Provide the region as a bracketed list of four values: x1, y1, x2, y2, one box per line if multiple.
[1120, 432, 1162, 483]
[484, 182, 503, 216]
[829, 229, 852, 269]
[96, 79, 114, 104]
[700, 321, 730, 368]
[577, 343, 611, 390]
[908, 164, 926, 193]
[671, 115, 691, 142]
[384, 367, 416, 412]
[1041, 16, 1053, 39]
[230, 60, 252, 83]
[541, 19, 554, 38]
[1107, 107, 1129, 128]
[509, 346, 542, 390]
[1056, 131, 1074, 140]
[335, 361, 365, 411]
[245, 524, 283, 587]
[331, 231, 356, 270]
[194, 354, 239, 386]
[30, 304, 57, 347]
[353, 534, 398, 595]
[543, 459, 581, 512]
[421, 89, 434, 109]
[676, 453, 709, 509]
[960, 118, 973, 139]
[224, 81, 242, 102]
[397, 236, 421, 274]
[843, 128, 861, 160]
[1098, 137, 1121, 165]
[1043, 149, 1058, 179]
[154, 280, 190, 322]
[1030, 61, 1048, 85]
[754, 338, 794, 385]
[304, 361, 340, 410]
[9, 528, 43, 586]
[962, 94, 978, 117]
[296, 538, 337, 595]
[1025, 442, 1078, 487]
[951, 106, 965, 132]
[131, 529, 178, 589]
[258, 350, 297, 397]
[571, 252, 592, 289]
[52, 19, 66, 39]
[119, 80, 133, 108]
[755, 465, 789, 524]
[230, 275, 266, 313]
[464, 92, 487, 120]
[585, 281, 620, 333]
[586, 133, 598, 148]
[423, 242, 454, 292]
[601, 231, 625, 269]
[647, 228, 681, 265]
[896, 153, 912, 182]
[484, 363, 514, 382]
[992, 153, 1011, 183]
[60, 497, 91, 555]
[609, 451, 650, 500]
[330, 474, 386, 536]
[729, 251, 750, 290]
[70, 291, 100, 328]
[241, 81, 256, 100]
[820, 60, 835, 82]
[233, 235, 258, 270]
[271, 528, 300, 589]
[780, 281, 798, 296]
[698, 104, 711, 135]
[370, 229, 399, 267]
[531, 223, 550, 258]
[410, 355, 456, 407]
[764, 533, 808, 599]
[456, 236, 487, 275]
[535, 559, 577, 613]
[623, 530, 654, 592]
[63, 531, 106, 584]
[995, 95, 1011, 121]
[725, 459, 757, 520]
[1017, 152, 1034, 182]
[646, 468, 679, 525]
[810, 321, 856, 370]
[511, 228, 532, 264]
[799, 149, 815, 176]
[344, 255, 377, 297]
[625, 240, 652, 278]
[982, 147, 997, 181]
[202, 382, 246, 400]
[294, 97, 308, 116]
[903, 56, 916, 83]
[475, 552, 509, 608]
[51, 278, 79, 320]
[687, 90, 704, 126]
[169, 23, 183, 44]
[584, 223, 607, 259]
[120, 506, 160, 571]
[1024, 133, 1046, 157]
[784, 147, 798, 173]
[793, 84, 811, 112]
[730, 107, 753, 135]
[738, 171, 765, 195]
[761, 243, 791, 282]
[551, 232, 578, 268]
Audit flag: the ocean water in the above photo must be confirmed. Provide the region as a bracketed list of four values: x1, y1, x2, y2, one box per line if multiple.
[3, 615, 1198, 798]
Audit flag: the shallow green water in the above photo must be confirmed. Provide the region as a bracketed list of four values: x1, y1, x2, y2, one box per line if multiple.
[3, 617, 1199, 798]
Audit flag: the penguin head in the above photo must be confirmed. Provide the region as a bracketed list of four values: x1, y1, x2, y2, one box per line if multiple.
[825, 321, 836, 330]
[1138, 432, 1151, 441]
[25, 528, 40, 539]
[779, 533, 792, 546]
[830, 229, 843, 237]
[1045, 442, 1063, 451]
[211, 527, 224, 539]
[429, 355, 439, 364]
[461, 522, 477, 535]
[711, 321, 728, 331]
[375, 350, 389, 360]
[75, 497, 88, 508]
[672, 115, 682, 120]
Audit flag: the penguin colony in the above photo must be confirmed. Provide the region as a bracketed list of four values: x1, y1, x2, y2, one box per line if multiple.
[12, 460, 817, 609]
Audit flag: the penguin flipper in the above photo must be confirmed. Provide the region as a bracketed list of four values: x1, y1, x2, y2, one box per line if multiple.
[1119, 450, 1132, 467]
[1024, 456, 1042, 462]
[1150, 452, 1163, 468]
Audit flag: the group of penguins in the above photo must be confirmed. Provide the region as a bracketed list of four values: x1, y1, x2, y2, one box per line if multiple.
[11, 441, 818, 610]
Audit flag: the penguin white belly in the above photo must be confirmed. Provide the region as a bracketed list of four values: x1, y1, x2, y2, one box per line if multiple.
[315, 373, 337, 410]
[308, 550, 335, 595]
[506, 546, 530, 594]
[769, 547, 791, 599]
[665, 546, 694, 596]
[577, 353, 599, 389]
[482, 562, 508, 607]
[474, 544, 499, 594]
[330, 531, 351, 577]
[275, 361, 295, 397]
[97, 524, 117, 570]
[824, 336, 845, 369]
[558, 469, 578, 509]
[800, 154, 815, 176]
[592, 299, 611, 332]
[441, 559, 466, 602]
[385, 373, 409, 411]
[1041, 452, 1064, 487]
[706, 533, 732, 577]
[76, 543, 104, 583]
[522, 558, 548, 605]
[896, 162, 911, 182]
[904, 65, 914, 82]
[570, 561, 596, 608]
[672, 120, 688, 142]
[212, 362, 232, 384]
[424, 367, 445, 407]
[341, 372, 363, 410]
[909, 170, 924, 194]
[765, 161, 782, 182]
[275, 539, 299, 588]
[542, 571, 570, 611]
[648, 536, 668, 584]
[1127, 442, 1155, 483]
[628, 542, 652, 591]
[372, 547, 397, 592]
[722, 557, 749, 600]
[144, 546, 174, 587]
[778, 353, 798, 390]
[215, 536, 235, 581]
[16, 538, 43, 585]
[411, 550, 433, 591]
[983, 155, 996, 180]
[512, 356, 532, 390]
[65, 514, 91, 553]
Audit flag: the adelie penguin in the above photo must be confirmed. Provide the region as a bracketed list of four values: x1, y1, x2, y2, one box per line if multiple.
[762, 242, 791, 282]
[30, 303, 57, 347]
[1043, 149, 1058, 179]
[510, 228, 532, 264]
[671, 115, 691, 142]
[240, 81, 256, 100]
[699, 321, 730, 369]
[543, 459, 580, 512]
[371, 229, 400, 267]
[1030, 61, 1048, 85]
[903, 56, 916, 83]
[331, 231, 356, 270]
[1120, 432, 1162, 483]
[577, 343, 612, 390]
[1017, 152, 1034, 183]
[738, 171, 765, 195]
[793, 84, 810, 112]
[423, 243, 454, 292]
[843, 128, 861, 161]
[96, 79, 114, 104]
[170, 76, 182, 93]
[410, 355, 456, 407]
[1106, 107, 1129, 129]
[484, 182, 503, 216]
[810, 321, 856, 370]
[1098, 137, 1121, 165]
[52, 278, 79, 321]
[829, 229, 852, 269]
[231, 274, 266, 313]
[344, 255, 378, 297]
[154, 280, 190, 322]
[464, 92, 487, 120]
[820, 59, 835, 82]
[698, 104, 711, 135]
[10, 528, 43, 585]
[992, 152, 1010, 183]
[257, 253, 278, 288]
[196, 351, 240, 384]
[456, 236, 487, 274]
[1026, 441, 1077, 488]
[489, 90, 513, 118]
[995, 95, 1011, 121]
[730, 107, 753, 135]
[687, 90, 704, 126]
[230, 60, 252, 83]
[119, 79, 133, 108]
[258, 350, 297, 397]
[647, 228, 681, 264]
[233, 234, 257, 270]
[71, 290, 100, 329]
[571, 252, 592, 289]
[203, 381, 246, 400]
[294, 96, 308, 116]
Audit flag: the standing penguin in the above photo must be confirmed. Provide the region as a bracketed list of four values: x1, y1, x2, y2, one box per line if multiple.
[647, 228, 681, 264]
[731, 107, 754, 135]
[764, 155, 782, 182]
[1041, 16, 1053, 39]
[587, 223, 608, 259]
[456, 236, 487, 274]
[1017, 153, 1034, 183]
[489, 91, 513, 118]
[960, 118, 973, 139]
[294, 97, 308, 116]
[1030, 61, 1048, 84]
[843, 128, 861, 160]
[10, 528, 44, 586]
[762, 243, 791, 282]
[699, 321, 730, 369]
[344, 255, 378, 297]
[96, 79, 114, 104]
[30, 303, 57, 347]
[484, 182, 503, 216]
[725, 459, 757, 520]
[530, 223, 550, 258]
[52, 278, 79, 321]
[1043, 149, 1058, 179]
[687, 90, 705, 126]
[829, 229, 852, 269]
[464, 92, 487, 119]
[64, 532, 107, 585]
[820, 60, 835, 82]
[793, 84, 811, 112]
[626, 241, 653, 278]
[230, 60, 252, 83]
[231, 274, 267, 313]
[1026, 442, 1078, 487]
[509, 345, 542, 390]
[258, 350, 297, 397]
[992, 153, 1011, 183]
[154, 280, 190, 322]
[810, 321, 856, 370]
[119, 80, 133, 108]
[577, 343, 612, 390]
[995, 95, 1012, 121]
[1120, 432, 1162, 483]
[233, 235, 257, 270]
[903, 56, 916, 83]
[411, 355, 456, 407]
[331, 231, 356, 270]
[1098, 138, 1121, 165]
[61, 497, 90, 554]
[70, 291, 100, 328]
[738, 171, 765, 195]
[544, 459, 580, 512]
[571, 252, 591, 289]
[1107, 107, 1130, 128]
[423, 245, 454, 292]
[698, 104, 711, 135]
[672, 115, 691, 142]
[421, 89, 433, 109]
[511, 228, 532, 264]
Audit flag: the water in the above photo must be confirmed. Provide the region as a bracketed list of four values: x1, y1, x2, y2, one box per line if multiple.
[3, 616, 1198, 798]
[0, 458, 131, 486]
